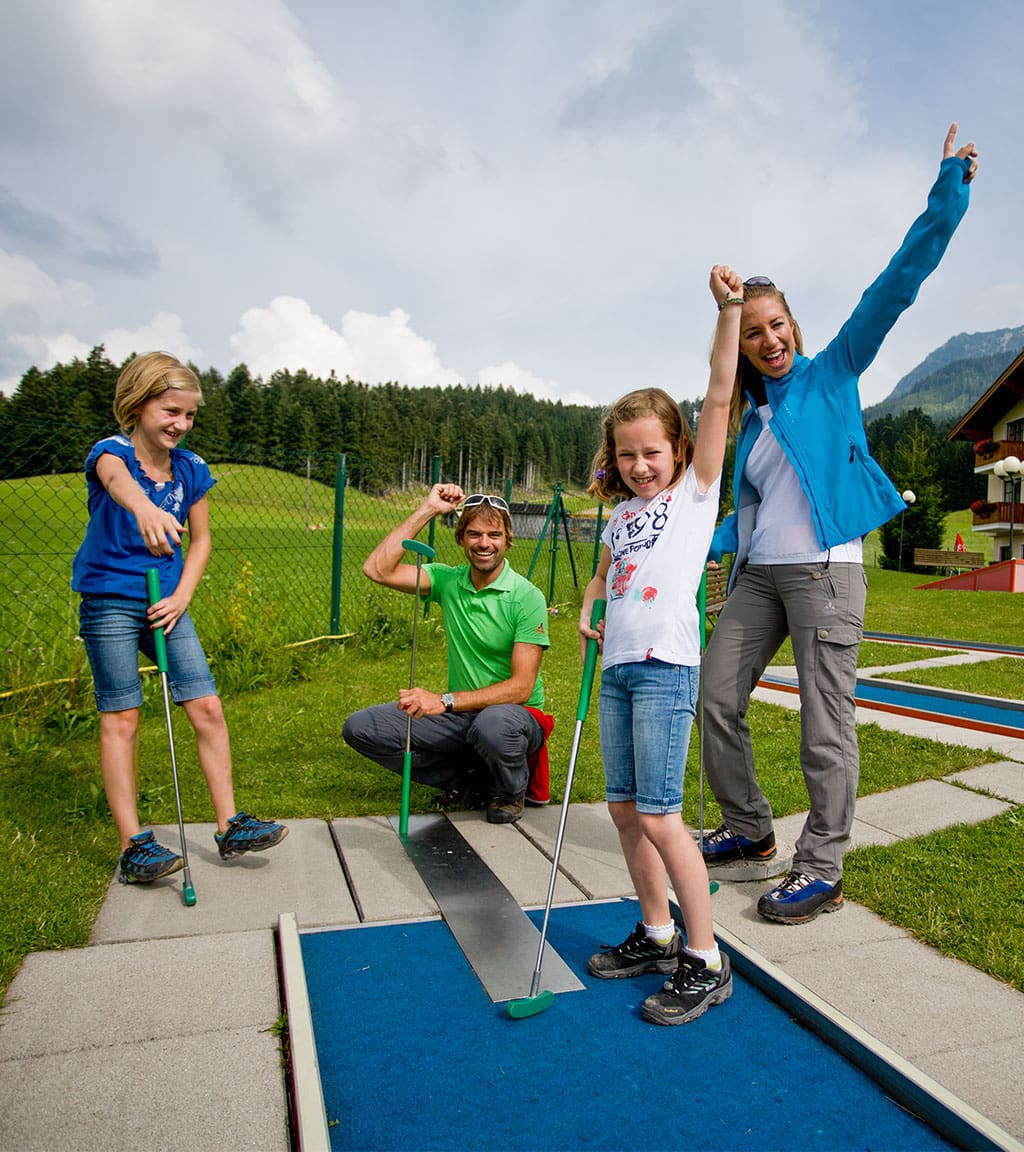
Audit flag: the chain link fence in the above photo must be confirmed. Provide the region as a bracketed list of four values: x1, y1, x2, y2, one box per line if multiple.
[1, 416, 604, 702]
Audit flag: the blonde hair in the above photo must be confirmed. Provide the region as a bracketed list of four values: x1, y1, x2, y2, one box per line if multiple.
[730, 283, 804, 434]
[587, 387, 692, 503]
[114, 351, 203, 434]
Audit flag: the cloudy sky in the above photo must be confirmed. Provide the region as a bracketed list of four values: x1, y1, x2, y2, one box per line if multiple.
[1, 0, 1021, 409]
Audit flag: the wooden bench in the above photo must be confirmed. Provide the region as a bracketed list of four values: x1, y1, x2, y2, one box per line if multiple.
[913, 548, 986, 571]
[701, 564, 730, 637]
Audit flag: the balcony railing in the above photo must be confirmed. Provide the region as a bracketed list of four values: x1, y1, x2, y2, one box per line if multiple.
[974, 439, 1024, 468]
[972, 501, 1024, 527]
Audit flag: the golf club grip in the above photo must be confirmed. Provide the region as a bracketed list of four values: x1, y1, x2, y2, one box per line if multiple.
[577, 599, 606, 722]
[144, 568, 169, 675]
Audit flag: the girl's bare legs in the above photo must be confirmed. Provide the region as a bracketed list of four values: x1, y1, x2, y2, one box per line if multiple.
[181, 695, 236, 833]
[639, 811, 715, 951]
[99, 708, 142, 851]
[608, 800, 673, 925]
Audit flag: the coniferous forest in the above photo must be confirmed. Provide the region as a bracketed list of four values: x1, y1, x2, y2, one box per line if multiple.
[0, 345, 983, 513]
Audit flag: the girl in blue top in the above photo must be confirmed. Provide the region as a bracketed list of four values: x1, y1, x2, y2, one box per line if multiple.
[72, 352, 287, 886]
[700, 125, 979, 924]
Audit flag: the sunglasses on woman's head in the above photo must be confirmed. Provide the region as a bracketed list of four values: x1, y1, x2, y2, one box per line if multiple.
[743, 276, 775, 288]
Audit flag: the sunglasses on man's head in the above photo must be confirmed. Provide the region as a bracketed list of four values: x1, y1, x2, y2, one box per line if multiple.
[743, 276, 775, 288]
[459, 493, 510, 515]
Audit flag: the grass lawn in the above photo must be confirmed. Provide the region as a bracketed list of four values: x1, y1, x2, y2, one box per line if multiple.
[2, 521, 1023, 1002]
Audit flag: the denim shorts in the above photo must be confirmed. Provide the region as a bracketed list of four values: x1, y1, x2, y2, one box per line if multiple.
[599, 659, 699, 814]
[78, 595, 218, 711]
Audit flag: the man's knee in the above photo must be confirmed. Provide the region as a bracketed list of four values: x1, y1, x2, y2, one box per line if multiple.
[468, 705, 540, 762]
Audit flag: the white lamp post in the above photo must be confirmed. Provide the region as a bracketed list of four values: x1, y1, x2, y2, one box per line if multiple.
[898, 490, 916, 572]
[993, 456, 1022, 560]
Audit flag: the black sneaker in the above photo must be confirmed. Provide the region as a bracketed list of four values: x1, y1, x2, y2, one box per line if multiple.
[587, 921, 681, 979]
[215, 812, 289, 859]
[118, 830, 183, 885]
[642, 953, 733, 1025]
[485, 792, 525, 824]
[757, 871, 843, 924]
[701, 823, 777, 866]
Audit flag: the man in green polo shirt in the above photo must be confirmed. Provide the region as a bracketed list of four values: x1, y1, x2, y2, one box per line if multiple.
[342, 483, 550, 824]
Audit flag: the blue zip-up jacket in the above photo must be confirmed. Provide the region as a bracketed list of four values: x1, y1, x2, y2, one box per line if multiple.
[710, 155, 972, 586]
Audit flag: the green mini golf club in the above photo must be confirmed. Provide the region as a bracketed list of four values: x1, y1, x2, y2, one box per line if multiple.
[399, 538, 436, 837]
[145, 568, 197, 907]
[507, 597, 605, 1019]
[697, 568, 720, 897]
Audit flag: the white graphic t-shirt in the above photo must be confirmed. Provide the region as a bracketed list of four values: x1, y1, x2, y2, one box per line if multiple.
[601, 465, 720, 669]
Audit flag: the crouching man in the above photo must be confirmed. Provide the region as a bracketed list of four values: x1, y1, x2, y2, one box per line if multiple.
[342, 483, 550, 824]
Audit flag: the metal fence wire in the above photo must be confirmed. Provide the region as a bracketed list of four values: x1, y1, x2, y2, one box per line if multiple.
[0, 416, 603, 699]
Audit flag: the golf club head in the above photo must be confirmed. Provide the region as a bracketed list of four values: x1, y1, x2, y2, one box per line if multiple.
[506, 989, 555, 1019]
[402, 538, 436, 560]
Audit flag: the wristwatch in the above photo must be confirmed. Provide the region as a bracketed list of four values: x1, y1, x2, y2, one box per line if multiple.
[441, 692, 455, 713]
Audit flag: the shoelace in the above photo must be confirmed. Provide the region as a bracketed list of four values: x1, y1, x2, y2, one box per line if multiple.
[670, 957, 717, 993]
[776, 871, 816, 895]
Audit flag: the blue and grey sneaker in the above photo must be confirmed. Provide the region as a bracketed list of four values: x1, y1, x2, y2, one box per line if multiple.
[701, 823, 777, 866]
[642, 953, 733, 1026]
[215, 812, 289, 859]
[118, 830, 183, 885]
[757, 871, 843, 924]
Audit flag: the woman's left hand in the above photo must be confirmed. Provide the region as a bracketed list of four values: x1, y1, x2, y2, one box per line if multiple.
[943, 121, 979, 183]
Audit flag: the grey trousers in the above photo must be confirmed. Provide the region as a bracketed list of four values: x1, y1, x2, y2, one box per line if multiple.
[342, 702, 543, 799]
[701, 562, 867, 883]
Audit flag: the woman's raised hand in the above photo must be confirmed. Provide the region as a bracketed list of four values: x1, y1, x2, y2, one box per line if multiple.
[943, 122, 979, 183]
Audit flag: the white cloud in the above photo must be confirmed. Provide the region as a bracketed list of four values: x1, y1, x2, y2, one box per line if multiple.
[99, 313, 203, 366]
[229, 297, 462, 388]
[477, 361, 596, 408]
[0, 249, 203, 393]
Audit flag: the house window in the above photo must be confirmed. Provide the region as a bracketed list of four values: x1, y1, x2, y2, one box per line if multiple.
[1007, 418, 1024, 441]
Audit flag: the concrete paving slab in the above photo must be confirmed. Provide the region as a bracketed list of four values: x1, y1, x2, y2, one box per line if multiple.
[518, 802, 635, 899]
[0, 929, 288, 1152]
[0, 931, 279, 1059]
[781, 933, 1024, 1062]
[710, 880, 909, 963]
[0, 1029, 289, 1152]
[915, 1033, 1024, 1140]
[91, 819, 356, 943]
[330, 815, 437, 921]
[852, 779, 1009, 839]
[947, 760, 1024, 804]
[447, 811, 583, 905]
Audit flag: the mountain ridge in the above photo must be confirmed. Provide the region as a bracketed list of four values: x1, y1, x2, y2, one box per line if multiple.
[864, 325, 1024, 425]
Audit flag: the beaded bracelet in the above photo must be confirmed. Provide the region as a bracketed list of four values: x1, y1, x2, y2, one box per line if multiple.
[717, 296, 745, 312]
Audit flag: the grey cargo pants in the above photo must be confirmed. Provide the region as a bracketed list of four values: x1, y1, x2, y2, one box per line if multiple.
[701, 562, 867, 883]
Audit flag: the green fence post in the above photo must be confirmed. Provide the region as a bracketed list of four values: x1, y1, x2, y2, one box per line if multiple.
[591, 503, 605, 577]
[547, 483, 562, 604]
[330, 453, 346, 634]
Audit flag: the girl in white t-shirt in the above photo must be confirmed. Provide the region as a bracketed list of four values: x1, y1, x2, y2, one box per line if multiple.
[579, 265, 741, 1026]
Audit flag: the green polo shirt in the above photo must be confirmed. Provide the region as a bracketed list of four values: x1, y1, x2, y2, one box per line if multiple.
[424, 559, 549, 707]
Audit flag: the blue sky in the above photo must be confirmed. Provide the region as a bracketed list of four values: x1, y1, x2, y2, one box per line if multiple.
[1, 0, 1021, 407]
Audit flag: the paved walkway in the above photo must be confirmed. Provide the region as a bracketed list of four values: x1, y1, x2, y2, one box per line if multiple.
[2, 656, 1024, 1151]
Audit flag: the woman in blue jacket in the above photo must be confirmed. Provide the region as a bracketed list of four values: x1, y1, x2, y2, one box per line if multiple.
[701, 124, 979, 924]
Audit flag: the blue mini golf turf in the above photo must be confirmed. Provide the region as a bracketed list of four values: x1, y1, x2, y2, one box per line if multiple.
[301, 900, 957, 1152]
